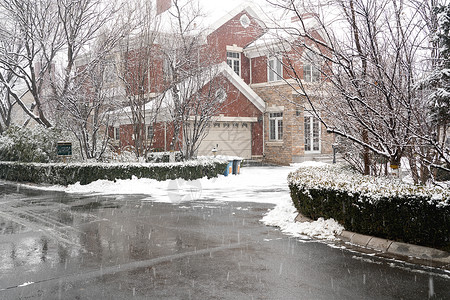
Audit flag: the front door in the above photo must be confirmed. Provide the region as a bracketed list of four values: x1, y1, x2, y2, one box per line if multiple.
[304, 115, 320, 153]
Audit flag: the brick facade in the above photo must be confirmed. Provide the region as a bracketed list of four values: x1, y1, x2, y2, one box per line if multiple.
[110, 4, 334, 164]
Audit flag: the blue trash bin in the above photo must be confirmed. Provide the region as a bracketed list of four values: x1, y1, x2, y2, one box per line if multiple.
[232, 159, 241, 175]
[224, 160, 233, 176]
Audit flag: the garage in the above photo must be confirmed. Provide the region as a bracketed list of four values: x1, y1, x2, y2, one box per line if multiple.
[196, 121, 253, 158]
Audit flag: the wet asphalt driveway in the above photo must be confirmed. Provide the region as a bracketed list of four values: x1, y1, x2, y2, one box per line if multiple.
[1, 181, 450, 300]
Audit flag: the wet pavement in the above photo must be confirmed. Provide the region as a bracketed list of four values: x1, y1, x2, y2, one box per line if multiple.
[1, 181, 450, 299]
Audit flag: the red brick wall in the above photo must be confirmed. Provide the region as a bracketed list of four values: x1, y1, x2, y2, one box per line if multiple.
[252, 121, 263, 156]
[219, 83, 262, 118]
[207, 11, 265, 84]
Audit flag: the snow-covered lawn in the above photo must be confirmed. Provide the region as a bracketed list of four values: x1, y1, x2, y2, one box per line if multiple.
[24, 161, 344, 240]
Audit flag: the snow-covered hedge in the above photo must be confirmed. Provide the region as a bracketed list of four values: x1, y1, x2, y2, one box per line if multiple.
[0, 126, 60, 162]
[0, 159, 228, 186]
[288, 164, 450, 250]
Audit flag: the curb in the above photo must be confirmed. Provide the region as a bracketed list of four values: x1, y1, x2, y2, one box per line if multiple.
[295, 213, 450, 267]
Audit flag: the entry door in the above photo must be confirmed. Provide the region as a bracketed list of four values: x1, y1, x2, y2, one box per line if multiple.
[304, 115, 320, 152]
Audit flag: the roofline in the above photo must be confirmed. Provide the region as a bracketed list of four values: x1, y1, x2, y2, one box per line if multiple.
[217, 62, 265, 112]
[206, 3, 267, 36]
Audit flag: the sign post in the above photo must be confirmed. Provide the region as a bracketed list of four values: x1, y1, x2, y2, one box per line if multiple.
[57, 142, 72, 162]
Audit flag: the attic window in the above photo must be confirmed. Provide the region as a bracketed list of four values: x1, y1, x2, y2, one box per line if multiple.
[215, 88, 227, 103]
[240, 14, 251, 28]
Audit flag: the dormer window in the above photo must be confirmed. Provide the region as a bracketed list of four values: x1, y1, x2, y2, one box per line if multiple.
[227, 51, 240, 76]
[303, 49, 321, 82]
[268, 56, 283, 82]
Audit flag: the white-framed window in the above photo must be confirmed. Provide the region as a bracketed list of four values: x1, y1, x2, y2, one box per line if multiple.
[114, 127, 120, 141]
[215, 88, 227, 103]
[268, 56, 283, 82]
[104, 60, 117, 83]
[269, 112, 283, 141]
[147, 124, 153, 140]
[227, 51, 240, 76]
[303, 49, 321, 82]
[304, 113, 320, 152]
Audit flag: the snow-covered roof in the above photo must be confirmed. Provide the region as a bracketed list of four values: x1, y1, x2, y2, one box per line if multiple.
[244, 16, 324, 58]
[112, 61, 265, 119]
[156, 1, 271, 39]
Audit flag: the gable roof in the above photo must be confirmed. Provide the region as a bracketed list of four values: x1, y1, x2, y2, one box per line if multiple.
[112, 61, 265, 119]
[217, 62, 265, 112]
[206, 3, 267, 36]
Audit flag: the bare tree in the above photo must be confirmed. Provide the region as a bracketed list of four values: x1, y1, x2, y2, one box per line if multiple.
[265, 0, 442, 180]
[160, 0, 226, 160]
[0, 0, 61, 128]
[116, 0, 164, 158]
[48, 0, 129, 160]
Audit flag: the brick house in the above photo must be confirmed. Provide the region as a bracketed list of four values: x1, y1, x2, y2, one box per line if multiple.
[111, 1, 335, 165]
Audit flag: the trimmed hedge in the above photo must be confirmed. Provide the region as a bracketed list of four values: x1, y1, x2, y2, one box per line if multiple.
[0, 160, 228, 186]
[288, 164, 450, 250]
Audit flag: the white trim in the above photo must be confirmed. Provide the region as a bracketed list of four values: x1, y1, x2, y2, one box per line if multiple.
[266, 105, 284, 113]
[226, 45, 243, 52]
[207, 4, 266, 36]
[216, 116, 258, 122]
[219, 62, 265, 112]
[188, 116, 257, 123]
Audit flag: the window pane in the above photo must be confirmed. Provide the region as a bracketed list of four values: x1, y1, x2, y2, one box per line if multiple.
[276, 59, 282, 80]
[304, 117, 311, 151]
[269, 119, 275, 140]
[313, 118, 320, 151]
[278, 119, 283, 140]
[147, 125, 153, 139]
[304, 65, 311, 82]
[312, 66, 320, 82]
[268, 59, 274, 82]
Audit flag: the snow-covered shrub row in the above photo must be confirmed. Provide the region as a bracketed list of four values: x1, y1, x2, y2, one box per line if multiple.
[0, 159, 228, 186]
[146, 152, 183, 163]
[0, 126, 60, 163]
[288, 164, 450, 250]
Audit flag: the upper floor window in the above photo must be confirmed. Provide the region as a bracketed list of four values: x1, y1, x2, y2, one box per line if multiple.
[269, 112, 283, 141]
[147, 125, 153, 140]
[227, 52, 240, 76]
[303, 49, 321, 82]
[268, 56, 283, 82]
[114, 127, 120, 140]
[104, 60, 117, 83]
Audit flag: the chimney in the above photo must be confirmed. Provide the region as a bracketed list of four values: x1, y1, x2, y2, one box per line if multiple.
[157, 0, 171, 15]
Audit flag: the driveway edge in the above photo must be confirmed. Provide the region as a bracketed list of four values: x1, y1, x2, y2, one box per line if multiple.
[295, 213, 450, 266]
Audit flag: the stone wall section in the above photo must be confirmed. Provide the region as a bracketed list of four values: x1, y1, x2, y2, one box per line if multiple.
[252, 83, 335, 164]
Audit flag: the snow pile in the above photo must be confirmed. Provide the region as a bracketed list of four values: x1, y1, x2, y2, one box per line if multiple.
[28, 161, 345, 240]
[288, 164, 449, 205]
[261, 197, 344, 240]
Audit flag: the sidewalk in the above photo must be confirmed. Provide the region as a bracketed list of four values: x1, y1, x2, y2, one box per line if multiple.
[295, 213, 450, 270]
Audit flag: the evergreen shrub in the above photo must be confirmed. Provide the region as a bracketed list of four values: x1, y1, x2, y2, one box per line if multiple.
[0, 160, 228, 186]
[288, 164, 450, 250]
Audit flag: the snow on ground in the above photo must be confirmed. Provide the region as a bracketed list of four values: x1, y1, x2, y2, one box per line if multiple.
[261, 197, 344, 240]
[23, 161, 342, 240]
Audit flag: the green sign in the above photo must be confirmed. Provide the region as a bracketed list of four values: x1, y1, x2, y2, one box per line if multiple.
[57, 142, 72, 156]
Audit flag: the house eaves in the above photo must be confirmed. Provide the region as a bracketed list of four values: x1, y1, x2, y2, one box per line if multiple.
[205, 3, 267, 37]
[217, 62, 265, 112]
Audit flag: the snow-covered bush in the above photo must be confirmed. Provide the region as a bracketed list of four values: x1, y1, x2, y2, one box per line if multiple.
[0, 126, 60, 162]
[288, 164, 450, 250]
[0, 159, 228, 186]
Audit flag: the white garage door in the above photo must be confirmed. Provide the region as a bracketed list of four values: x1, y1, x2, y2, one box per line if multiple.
[197, 122, 252, 158]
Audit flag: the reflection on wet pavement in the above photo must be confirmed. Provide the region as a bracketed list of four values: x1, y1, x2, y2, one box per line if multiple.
[1, 181, 450, 299]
